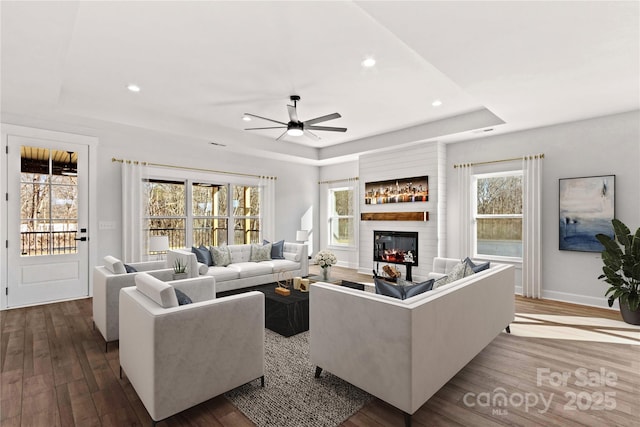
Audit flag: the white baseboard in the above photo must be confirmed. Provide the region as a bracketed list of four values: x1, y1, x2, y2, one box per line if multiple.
[515, 286, 618, 311]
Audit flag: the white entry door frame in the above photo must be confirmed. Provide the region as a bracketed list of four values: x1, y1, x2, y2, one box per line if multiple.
[1, 124, 99, 309]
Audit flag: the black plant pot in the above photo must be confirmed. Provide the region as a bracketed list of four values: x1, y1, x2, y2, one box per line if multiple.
[619, 303, 640, 325]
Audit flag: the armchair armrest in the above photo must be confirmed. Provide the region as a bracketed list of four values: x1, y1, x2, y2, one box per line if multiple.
[170, 276, 216, 302]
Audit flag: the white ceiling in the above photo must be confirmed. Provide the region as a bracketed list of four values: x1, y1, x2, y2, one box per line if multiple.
[1, 1, 638, 164]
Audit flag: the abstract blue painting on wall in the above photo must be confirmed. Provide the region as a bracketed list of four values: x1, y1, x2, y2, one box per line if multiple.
[559, 175, 615, 252]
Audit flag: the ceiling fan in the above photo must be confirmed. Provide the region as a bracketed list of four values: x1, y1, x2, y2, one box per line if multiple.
[244, 95, 346, 141]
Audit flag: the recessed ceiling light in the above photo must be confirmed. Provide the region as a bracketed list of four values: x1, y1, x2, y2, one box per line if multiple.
[432, 99, 442, 107]
[127, 84, 141, 93]
[242, 115, 251, 122]
[361, 57, 376, 68]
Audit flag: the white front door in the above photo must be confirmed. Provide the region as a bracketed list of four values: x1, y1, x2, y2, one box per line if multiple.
[6, 135, 89, 307]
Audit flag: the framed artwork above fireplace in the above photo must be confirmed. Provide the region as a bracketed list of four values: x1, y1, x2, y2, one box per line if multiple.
[364, 175, 428, 204]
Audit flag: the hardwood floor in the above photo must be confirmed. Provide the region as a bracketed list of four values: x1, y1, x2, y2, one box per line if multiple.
[1, 266, 638, 426]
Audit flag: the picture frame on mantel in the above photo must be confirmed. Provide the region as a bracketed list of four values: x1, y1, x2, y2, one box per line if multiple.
[559, 175, 615, 252]
[364, 175, 428, 204]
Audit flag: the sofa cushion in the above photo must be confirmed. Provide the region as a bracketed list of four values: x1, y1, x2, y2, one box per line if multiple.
[192, 245, 214, 266]
[250, 243, 272, 262]
[463, 257, 491, 273]
[210, 245, 231, 267]
[124, 263, 137, 273]
[432, 261, 474, 289]
[264, 239, 285, 259]
[174, 288, 193, 305]
[374, 277, 404, 299]
[204, 266, 241, 281]
[103, 255, 126, 274]
[227, 262, 273, 278]
[135, 273, 179, 308]
[262, 259, 299, 272]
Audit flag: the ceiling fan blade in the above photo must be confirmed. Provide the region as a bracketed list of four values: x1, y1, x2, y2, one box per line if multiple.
[276, 130, 288, 141]
[304, 112, 341, 126]
[244, 113, 287, 126]
[304, 129, 320, 140]
[307, 125, 347, 132]
[287, 105, 299, 123]
[244, 126, 287, 130]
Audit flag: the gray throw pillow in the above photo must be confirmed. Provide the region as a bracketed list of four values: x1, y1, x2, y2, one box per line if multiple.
[250, 243, 272, 262]
[192, 246, 213, 266]
[210, 245, 231, 266]
[433, 261, 474, 289]
[264, 239, 285, 259]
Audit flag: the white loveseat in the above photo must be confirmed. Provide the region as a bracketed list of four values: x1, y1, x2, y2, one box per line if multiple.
[167, 242, 308, 293]
[93, 256, 174, 349]
[310, 258, 514, 426]
[119, 273, 265, 423]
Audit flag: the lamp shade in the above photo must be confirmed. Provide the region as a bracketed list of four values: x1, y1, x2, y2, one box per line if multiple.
[296, 230, 309, 242]
[149, 235, 169, 253]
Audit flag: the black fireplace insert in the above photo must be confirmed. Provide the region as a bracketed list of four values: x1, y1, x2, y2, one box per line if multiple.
[373, 230, 418, 267]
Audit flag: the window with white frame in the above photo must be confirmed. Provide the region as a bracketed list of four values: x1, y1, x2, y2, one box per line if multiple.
[144, 178, 261, 251]
[473, 171, 523, 259]
[328, 187, 354, 247]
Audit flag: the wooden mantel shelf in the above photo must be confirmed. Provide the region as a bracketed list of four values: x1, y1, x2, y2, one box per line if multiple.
[360, 212, 429, 221]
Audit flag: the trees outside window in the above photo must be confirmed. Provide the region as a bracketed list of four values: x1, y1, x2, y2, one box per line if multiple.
[329, 187, 354, 247]
[144, 179, 261, 251]
[473, 171, 523, 259]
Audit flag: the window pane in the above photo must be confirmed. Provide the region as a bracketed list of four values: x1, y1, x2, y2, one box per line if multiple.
[332, 189, 354, 216]
[21, 183, 50, 220]
[234, 218, 260, 244]
[51, 220, 78, 254]
[477, 176, 522, 215]
[330, 218, 354, 245]
[145, 181, 186, 217]
[233, 185, 259, 216]
[51, 185, 77, 219]
[476, 218, 522, 257]
[193, 218, 227, 247]
[146, 218, 185, 249]
[20, 220, 50, 256]
[192, 183, 227, 216]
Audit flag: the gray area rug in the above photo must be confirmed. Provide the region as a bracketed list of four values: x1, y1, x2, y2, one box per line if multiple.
[225, 329, 372, 426]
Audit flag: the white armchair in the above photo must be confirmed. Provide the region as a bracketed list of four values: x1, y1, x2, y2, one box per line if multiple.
[119, 273, 265, 424]
[92, 256, 173, 350]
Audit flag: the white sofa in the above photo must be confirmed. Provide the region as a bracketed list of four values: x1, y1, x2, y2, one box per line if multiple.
[119, 273, 265, 423]
[167, 242, 309, 293]
[310, 258, 514, 426]
[93, 256, 173, 349]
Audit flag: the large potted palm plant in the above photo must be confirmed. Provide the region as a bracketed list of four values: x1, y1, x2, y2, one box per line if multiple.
[596, 218, 640, 325]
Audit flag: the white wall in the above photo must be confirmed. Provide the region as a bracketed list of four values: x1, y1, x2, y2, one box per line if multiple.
[446, 111, 640, 308]
[358, 142, 444, 281]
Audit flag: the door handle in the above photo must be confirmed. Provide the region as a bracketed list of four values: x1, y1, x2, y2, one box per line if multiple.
[74, 237, 87, 242]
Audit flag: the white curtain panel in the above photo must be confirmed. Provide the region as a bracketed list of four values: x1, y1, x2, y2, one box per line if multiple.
[522, 155, 543, 298]
[457, 164, 474, 258]
[122, 161, 148, 262]
[260, 176, 276, 241]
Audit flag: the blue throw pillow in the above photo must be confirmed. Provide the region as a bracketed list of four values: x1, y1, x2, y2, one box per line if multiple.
[174, 288, 192, 305]
[374, 277, 404, 299]
[192, 246, 213, 266]
[264, 239, 285, 259]
[124, 264, 137, 273]
[401, 279, 435, 299]
[463, 257, 490, 273]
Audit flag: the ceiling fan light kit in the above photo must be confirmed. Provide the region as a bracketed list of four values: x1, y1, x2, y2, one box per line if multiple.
[244, 95, 346, 140]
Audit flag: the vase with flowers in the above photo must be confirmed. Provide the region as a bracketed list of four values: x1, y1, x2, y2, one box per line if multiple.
[315, 249, 337, 281]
